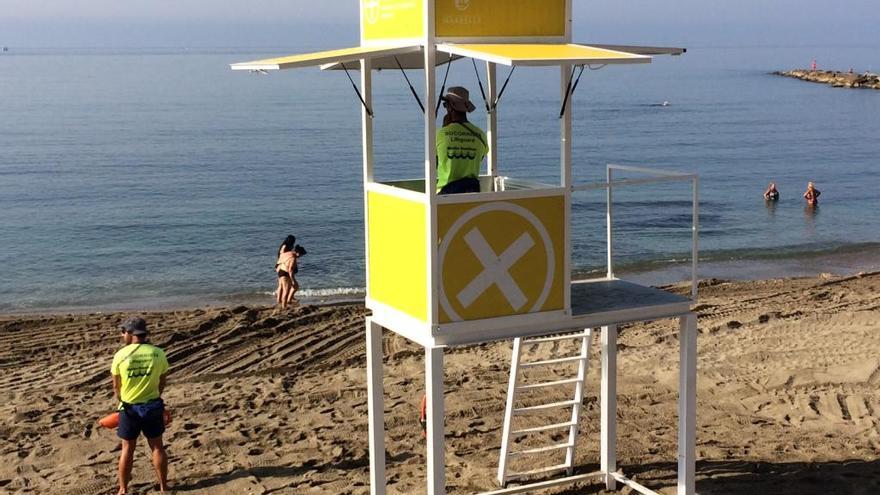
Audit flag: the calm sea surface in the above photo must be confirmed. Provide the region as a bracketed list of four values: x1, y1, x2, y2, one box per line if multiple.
[1, 45, 878, 312]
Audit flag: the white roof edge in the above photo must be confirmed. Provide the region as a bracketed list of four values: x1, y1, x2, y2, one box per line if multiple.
[230, 64, 279, 71]
[230, 44, 422, 72]
[583, 44, 686, 56]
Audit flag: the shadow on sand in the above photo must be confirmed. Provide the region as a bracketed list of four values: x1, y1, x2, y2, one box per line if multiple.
[550, 459, 880, 495]
[157, 457, 880, 494]
[170, 455, 371, 492]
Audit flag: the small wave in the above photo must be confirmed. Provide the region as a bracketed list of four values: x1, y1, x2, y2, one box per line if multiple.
[698, 241, 880, 264]
[259, 287, 365, 298]
[572, 241, 880, 281]
[299, 287, 365, 298]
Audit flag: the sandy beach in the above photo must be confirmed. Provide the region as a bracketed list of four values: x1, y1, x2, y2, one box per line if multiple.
[2, 273, 880, 494]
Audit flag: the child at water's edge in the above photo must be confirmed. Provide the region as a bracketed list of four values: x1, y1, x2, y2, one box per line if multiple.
[288, 244, 307, 305]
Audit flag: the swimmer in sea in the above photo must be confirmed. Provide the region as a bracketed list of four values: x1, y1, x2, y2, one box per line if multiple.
[803, 181, 821, 206]
[763, 182, 780, 201]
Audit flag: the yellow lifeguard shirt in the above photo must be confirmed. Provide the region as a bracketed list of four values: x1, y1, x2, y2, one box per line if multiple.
[436, 122, 488, 191]
[111, 344, 169, 405]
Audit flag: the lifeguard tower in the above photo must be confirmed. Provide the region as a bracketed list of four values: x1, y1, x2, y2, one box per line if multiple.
[232, 1, 698, 494]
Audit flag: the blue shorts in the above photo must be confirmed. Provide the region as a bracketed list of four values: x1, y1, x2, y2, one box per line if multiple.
[439, 177, 480, 195]
[118, 399, 165, 440]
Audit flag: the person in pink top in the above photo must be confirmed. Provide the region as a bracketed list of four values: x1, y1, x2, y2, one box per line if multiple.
[275, 235, 297, 311]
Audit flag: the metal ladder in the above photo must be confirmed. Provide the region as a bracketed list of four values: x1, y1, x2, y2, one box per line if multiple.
[497, 328, 594, 487]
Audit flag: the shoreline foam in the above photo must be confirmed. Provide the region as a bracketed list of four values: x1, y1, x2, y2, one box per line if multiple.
[6, 240, 880, 316]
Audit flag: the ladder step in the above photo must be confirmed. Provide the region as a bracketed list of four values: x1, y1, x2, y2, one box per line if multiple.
[512, 421, 577, 435]
[520, 356, 585, 368]
[515, 378, 581, 391]
[513, 400, 579, 414]
[504, 463, 569, 480]
[508, 442, 574, 457]
[524, 333, 589, 344]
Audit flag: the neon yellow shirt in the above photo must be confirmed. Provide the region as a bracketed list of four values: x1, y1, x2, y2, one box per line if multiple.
[436, 122, 488, 191]
[111, 343, 169, 405]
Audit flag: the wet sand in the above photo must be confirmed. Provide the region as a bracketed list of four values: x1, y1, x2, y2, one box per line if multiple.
[2, 273, 880, 494]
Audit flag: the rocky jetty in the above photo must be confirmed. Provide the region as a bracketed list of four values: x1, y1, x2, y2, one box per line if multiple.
[774, 69, 880, 90]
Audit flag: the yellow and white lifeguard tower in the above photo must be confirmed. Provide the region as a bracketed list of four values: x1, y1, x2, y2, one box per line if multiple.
[232, 1, 698, 494]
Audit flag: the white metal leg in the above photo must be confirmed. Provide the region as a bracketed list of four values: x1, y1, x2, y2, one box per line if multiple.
[366, 318, 386, 495]
[426, 346, 446, 495]
[600, 324, 617, 490]
[678, 314, 697, 495]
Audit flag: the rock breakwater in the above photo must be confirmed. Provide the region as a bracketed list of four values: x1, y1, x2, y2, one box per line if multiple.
[774, 69, 880, 90]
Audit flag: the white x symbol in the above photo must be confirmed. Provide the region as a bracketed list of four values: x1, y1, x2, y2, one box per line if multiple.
[456, 227, 535, 311]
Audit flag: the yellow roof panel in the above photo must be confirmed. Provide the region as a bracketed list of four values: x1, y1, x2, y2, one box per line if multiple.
[321, 50, 460, 71]
[230, 45, 421, 71]
[437, 43, 651, 67]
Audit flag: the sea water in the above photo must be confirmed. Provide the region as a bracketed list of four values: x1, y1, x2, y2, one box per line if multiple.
[1, 44, 878, 312]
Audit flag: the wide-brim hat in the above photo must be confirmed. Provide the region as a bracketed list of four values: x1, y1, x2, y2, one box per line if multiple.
[443, 86, 476, 113]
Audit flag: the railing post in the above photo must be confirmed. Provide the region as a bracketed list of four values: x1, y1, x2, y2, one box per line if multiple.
[691, 176, 700, 301]
[606, 165, 614, 279]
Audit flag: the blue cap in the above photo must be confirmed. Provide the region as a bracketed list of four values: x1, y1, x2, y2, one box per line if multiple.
[120, 317, 148, 336]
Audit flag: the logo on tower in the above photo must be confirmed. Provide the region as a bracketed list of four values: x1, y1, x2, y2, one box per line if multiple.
[455, 0, 471, 11]
[364, 0, 380, 24]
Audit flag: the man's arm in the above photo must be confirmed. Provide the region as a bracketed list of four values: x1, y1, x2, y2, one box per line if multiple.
[159, 373, 167, 395]
[112, 374, 121, 403]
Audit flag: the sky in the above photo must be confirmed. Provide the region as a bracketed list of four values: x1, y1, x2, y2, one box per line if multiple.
[0, 0, 878, 47]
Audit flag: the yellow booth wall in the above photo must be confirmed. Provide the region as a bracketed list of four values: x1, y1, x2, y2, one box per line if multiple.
[436, 0, 566, 38]
[362, 0, 566, 42]
[362, 0, 425, 41]
[367, 191, 428, 322]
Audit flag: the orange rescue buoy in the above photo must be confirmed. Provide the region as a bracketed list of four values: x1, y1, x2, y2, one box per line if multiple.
[97, 408, 173, 429]
[98, 412, 120, 429]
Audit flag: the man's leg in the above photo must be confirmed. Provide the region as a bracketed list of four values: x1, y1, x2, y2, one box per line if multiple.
[118, 438, 137, 495]
[146, 435, 169, 492]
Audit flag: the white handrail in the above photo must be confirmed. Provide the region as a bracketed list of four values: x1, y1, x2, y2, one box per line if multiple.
[572, 164, 700, 302]
[571, 174, 697, 191]
[606, 163, 692, 176]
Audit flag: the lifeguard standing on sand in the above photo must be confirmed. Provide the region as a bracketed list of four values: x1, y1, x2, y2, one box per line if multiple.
[111, 317, 170, 494]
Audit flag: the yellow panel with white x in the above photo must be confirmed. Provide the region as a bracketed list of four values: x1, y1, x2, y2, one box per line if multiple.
[438, 195, 565, 323]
